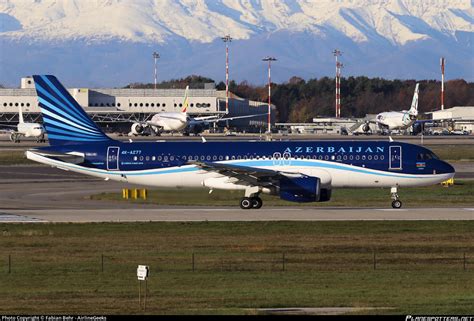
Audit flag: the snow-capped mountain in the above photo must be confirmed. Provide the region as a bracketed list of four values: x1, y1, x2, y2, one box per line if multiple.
[1, 0, 472, 87]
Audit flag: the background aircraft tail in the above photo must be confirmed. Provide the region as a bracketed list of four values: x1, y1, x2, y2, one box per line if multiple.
[409, 83, 419, 116]
[33, 75, 112, 145]
[18, 105, 24, 124]
[181, 85, 189, 113]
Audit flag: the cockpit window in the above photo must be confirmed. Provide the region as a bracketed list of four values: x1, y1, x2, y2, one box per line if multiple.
[429, 152, 439, 160]
[417, 152, 439, 161]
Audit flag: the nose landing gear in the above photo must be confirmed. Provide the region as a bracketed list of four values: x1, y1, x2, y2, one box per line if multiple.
[390, 187, 402, 209]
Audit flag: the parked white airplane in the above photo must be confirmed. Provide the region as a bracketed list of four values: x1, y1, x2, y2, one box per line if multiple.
[373, 83, 419, 132]
[0, 106, 45, 143]
[130, 86, 265, 136]
[362, 83, 419, 132]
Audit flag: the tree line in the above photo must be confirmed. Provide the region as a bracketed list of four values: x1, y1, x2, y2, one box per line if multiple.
[126, 76, 474, 122]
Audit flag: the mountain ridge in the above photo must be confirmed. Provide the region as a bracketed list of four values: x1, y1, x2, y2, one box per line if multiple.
[0, 0, 472, 86]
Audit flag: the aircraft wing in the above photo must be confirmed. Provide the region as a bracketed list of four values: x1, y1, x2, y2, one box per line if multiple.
[0, 128, 15, 134]
[0, 124, 18, 133]
[189, 160, 303, 186]
[193, 115, 219, 121]
[192, 114, 267, 125]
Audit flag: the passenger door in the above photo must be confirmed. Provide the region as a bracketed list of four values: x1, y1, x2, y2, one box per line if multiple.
[389, 146, 402, 170]
[107, 146, 120, 170]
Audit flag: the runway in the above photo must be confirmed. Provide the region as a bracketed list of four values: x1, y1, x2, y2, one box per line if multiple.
[0, 165, 473, 222]
[2, 207, 473, 223]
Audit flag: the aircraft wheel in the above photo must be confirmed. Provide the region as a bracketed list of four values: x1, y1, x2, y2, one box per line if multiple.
[240, 197, 253, 210]
[252, 197, 263, 209]
[391, 200, 402, 209]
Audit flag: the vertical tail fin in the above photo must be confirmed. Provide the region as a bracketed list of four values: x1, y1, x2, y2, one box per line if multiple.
[33, 75, 111, 145]
[409, 83, 419, 116]
[18, 105, 24, 124]
[181, 85, 189, 113]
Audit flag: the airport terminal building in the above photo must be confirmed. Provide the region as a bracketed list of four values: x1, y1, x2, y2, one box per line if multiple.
[0, 77, 274, 132]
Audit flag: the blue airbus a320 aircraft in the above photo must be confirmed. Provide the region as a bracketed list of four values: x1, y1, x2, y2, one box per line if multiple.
[26, 75, 455, 209]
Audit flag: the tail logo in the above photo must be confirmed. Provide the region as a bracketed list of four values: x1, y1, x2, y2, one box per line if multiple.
[33, 75, 110, 145]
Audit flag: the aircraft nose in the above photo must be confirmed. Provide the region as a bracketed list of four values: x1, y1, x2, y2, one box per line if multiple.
[440, 161, 455, 176]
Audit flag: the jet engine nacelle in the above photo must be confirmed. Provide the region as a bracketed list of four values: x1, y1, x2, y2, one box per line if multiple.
[130, 122, 148, 136]
[279, 176, 321, 202]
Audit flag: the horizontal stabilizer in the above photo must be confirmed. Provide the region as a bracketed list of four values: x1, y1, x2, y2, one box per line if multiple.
[26, 150, 84, 164]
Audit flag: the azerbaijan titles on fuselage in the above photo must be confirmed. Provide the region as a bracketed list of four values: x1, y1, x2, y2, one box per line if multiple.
[283, 145, 385, 154]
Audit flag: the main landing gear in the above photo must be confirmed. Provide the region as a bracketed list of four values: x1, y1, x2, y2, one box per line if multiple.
[239, 196, 263, 210]
[390, 186, 402, 209]
[239, 187, 263, 209]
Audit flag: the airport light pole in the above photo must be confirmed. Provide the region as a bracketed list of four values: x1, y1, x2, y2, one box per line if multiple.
[153, 51, 160, 90]
[262, 56, 277, 134]
[221, 34, 232, 115]
[440, 57, 445, 111]
[333, 49, 343, 118]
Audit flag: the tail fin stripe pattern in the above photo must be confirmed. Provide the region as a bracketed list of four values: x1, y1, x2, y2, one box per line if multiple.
[43, 124, 107, 140]
[33, 75, 110, 145]
[39, 102, 104, 135]
[40, 76, 94, 125]
[36, 85, 98, 131]
[41, 116, 105, 138]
